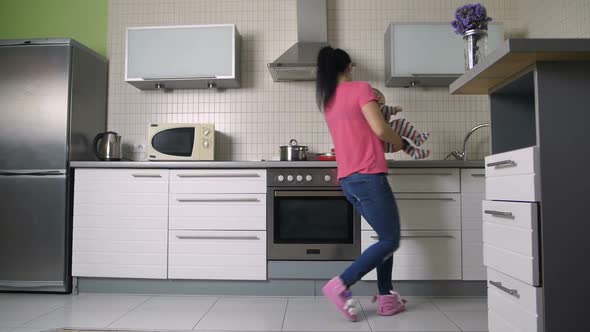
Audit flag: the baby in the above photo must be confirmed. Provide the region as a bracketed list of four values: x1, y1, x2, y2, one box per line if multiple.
[373, 89, 430, 159]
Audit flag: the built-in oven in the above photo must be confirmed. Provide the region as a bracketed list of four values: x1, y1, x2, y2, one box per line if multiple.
[267, 168, 361, 260]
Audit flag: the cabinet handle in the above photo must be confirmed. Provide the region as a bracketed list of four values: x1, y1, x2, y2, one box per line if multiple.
[393, 173, 454, 176]
[470, 174, 485, 177]
[177, 173, 260, 178]
[142, 76, 217, 80]
[132, 174, 162, 178]
[397, 198, 455, 201]
[370, 235, 455, 240]
[484, 210, 514, 218]
[489, 280, 520, 298]
[176, 198, 259, 203]
[487, 160, 517, 168]
[176, 235, 260, 240]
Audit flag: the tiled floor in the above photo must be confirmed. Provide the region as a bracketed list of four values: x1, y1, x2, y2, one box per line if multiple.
[0, 293, 488, 332]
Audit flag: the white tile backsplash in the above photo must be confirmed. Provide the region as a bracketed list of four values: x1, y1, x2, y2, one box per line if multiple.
[520, 0, 590, 38]
[107, 0, 525, 161]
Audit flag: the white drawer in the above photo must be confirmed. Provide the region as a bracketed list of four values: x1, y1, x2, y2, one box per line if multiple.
[75, 169, 169, 193]
[461, 169, 486, 193]
[487, 268, 544, 332]
[361, 230, 461, 280]
[486, 174, 540, 202]
[361, 193, 461, 230]
[483, 200, 538, 229]
[170, 169, 266, 194]
[387, 168, 460, 193]
[485, 146, 540, 178]
[484, 242, 539, 286]
[169, 193, 266, 230]
[168, 230, 266, 280]
[483, 201, 540, 284]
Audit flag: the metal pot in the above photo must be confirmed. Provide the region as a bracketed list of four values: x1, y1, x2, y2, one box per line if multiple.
[280, 139, 308, 161]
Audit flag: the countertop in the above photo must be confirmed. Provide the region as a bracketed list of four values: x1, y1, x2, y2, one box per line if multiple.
[450, 38, 590, 95]
[70, 160, 484, 169]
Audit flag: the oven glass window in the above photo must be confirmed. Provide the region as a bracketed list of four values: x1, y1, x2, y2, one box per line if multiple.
[152, 128, 194, 156]
[275, 195, 354, 244]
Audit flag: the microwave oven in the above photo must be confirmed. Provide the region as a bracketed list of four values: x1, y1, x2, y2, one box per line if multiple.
[147, 123, 215, 161]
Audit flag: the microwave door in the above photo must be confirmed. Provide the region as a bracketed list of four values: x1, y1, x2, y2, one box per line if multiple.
[149, 127, 195, 159]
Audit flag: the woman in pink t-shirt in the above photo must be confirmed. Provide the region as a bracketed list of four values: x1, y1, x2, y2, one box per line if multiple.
[317, 46, 407, 321]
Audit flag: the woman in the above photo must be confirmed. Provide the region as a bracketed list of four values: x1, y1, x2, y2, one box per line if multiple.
[317, 46, 406, 321]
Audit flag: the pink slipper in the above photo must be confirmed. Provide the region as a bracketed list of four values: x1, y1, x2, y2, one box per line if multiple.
[372, 290, 406, 316]
[321, 276, 360, 321]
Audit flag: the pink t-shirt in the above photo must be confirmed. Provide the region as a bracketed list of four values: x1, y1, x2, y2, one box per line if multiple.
[324, 81, 388, 179]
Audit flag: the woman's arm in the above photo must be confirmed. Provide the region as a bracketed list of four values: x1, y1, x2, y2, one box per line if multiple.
[361, 101, 404, 152]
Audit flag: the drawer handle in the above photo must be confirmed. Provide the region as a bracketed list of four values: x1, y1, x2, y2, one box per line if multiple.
[370, 235, 455, 240]
[397, 198, 455, 201]
[487, 160, 517, 168]
[176, 235, 260, 240]
[470, 174, 485, 177]
[176, 198, 260, 203]
[132, 174, 162, 178]
[393, 173, 454, 176]
[484, 210, 514, 218]
[489, 280, 520, 298]
[176, 173, 261, 178]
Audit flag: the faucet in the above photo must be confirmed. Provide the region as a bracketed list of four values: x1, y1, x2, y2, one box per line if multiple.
[445, 123, 490, 161]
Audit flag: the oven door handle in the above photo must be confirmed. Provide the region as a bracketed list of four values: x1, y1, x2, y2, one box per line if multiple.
[274, 191, 344, 197]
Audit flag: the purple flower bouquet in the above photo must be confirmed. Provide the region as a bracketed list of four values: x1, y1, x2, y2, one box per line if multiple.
[452, 3, 493, 69]
[451, 3, 493, 35]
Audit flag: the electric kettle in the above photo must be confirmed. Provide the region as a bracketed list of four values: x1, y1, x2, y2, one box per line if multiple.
[93, 131, 122, 161]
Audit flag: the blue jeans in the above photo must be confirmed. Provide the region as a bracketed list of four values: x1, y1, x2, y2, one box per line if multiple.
[339, 173, 401, 295]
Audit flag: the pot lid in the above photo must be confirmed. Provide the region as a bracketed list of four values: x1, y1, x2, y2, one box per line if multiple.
[280, 139, 308, 150]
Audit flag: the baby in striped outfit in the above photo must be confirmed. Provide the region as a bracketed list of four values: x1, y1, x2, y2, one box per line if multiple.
[373, 89, 430, 159]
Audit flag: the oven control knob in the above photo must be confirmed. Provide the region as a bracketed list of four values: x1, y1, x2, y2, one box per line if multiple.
[202, 139, 210, 148]
[287, 175, 294, 182]
[203, 128, 211, 136]
[305, 175, 313, 182]
[277, 175, 285, 182]
[324, 175, 332, 182]
[296, 175, 303, 182]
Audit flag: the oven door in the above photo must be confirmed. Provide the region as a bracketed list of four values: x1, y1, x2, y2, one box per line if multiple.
[267, 188, 361, 260]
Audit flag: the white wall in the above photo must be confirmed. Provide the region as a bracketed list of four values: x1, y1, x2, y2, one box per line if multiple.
[108, 0, 522, 161]
[520, 0, 590, 38]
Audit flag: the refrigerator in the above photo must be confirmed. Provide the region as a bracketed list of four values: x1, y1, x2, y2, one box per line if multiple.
[0, 39, 107, 293]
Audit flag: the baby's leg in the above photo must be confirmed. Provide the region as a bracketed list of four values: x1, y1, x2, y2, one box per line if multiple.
[390, 118, 430, 146]
[404, 142, 431, 160]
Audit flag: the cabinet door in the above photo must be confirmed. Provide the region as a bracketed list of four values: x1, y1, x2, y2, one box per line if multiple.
[168, 230, 267, 280]
[72, 169, 169, 279]
[461, 169, 486, 280]
[126, 25, 236, 80]
[361, 230, 461, 280]
[361, 193, 461, 230]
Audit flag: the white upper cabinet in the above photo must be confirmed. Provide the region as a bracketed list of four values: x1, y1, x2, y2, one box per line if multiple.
[385, 23, 504, 87]
[126, 24, 240, 90]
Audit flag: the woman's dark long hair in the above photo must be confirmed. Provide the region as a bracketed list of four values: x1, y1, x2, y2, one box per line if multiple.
[316, 46, 351, 110]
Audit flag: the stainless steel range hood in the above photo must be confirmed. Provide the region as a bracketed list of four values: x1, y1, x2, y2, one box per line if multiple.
[268, 0, 328, 82]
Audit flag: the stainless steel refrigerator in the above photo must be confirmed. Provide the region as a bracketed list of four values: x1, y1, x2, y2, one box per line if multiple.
[0, 39, 107, 293]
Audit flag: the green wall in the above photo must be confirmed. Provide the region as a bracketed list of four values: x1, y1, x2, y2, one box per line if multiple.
[0, 0, 108, 56]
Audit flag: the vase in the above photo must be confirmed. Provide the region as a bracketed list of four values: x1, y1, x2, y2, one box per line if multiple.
[463, 29, 488, 70]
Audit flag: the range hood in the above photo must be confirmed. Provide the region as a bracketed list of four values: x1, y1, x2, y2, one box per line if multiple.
[268, 0, 328, 81]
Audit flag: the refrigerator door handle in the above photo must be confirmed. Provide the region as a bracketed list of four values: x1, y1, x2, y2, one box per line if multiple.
[0, 170, 66, 176]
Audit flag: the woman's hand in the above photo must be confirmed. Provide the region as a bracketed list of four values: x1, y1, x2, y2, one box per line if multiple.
[361, 101, 404, 152]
